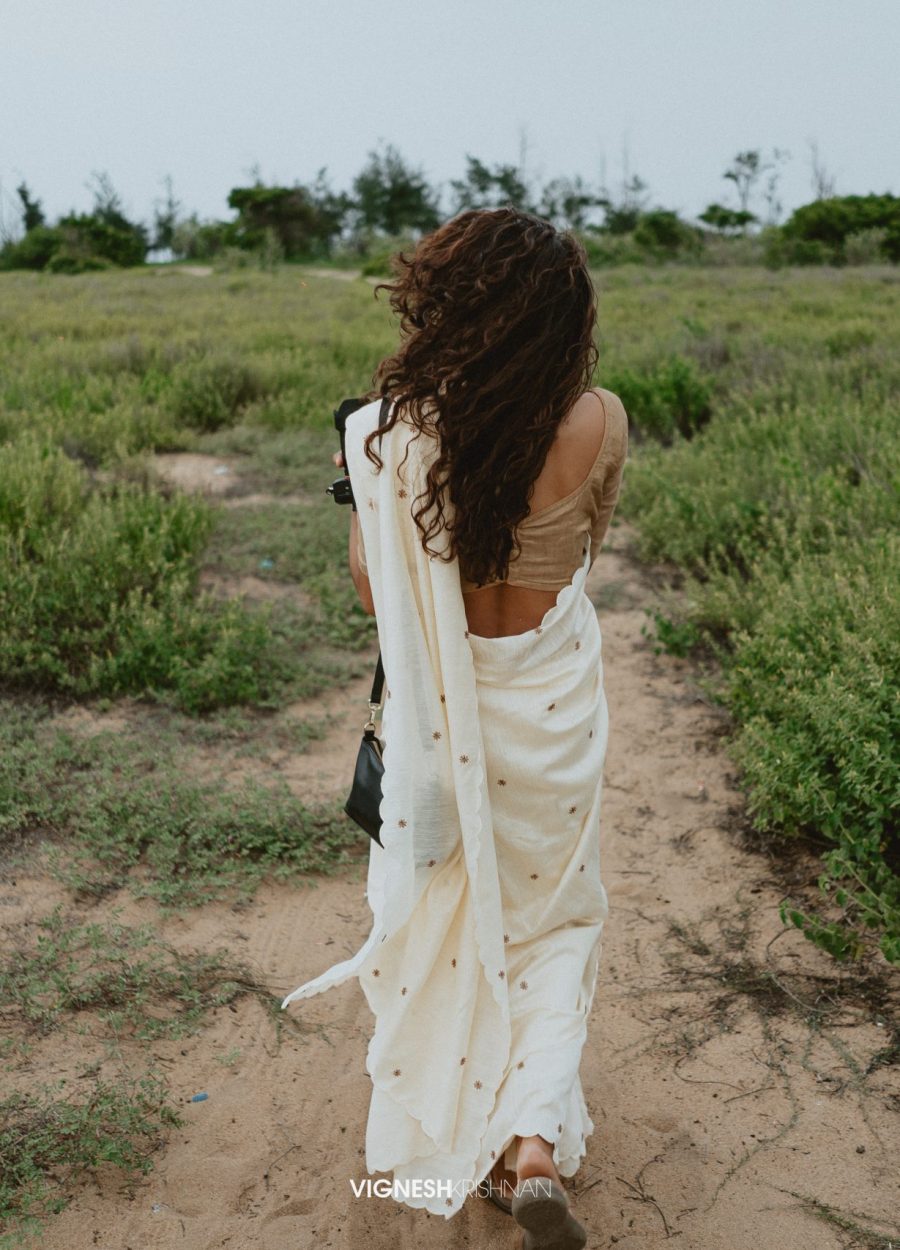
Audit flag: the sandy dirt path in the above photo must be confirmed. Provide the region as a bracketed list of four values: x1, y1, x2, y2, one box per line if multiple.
[33, 521, 898, 1250]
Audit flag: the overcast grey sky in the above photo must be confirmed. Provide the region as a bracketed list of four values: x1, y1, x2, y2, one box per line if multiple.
[1, 0, 897, 234]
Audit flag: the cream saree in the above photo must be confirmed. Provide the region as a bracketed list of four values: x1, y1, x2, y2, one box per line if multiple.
[281, 399, 610, 1218]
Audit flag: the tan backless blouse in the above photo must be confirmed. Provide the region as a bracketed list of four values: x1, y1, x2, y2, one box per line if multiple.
[356, 397, 628, 592]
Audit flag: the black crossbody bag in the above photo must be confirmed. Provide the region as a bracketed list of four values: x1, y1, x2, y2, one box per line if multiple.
[333, 396, 391, 847]
[344, 650, 386, 846]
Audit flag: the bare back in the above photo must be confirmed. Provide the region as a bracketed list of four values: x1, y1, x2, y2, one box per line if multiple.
[462, 389, 612, 639]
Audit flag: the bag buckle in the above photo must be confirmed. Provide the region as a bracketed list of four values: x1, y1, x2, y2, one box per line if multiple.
[364, 701, 381, 733]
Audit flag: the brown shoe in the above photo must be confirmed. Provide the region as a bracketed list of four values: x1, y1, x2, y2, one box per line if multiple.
[511, 1178, 587, 1249]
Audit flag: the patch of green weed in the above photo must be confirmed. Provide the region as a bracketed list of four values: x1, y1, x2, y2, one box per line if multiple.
[0, 1075, 180, 1249]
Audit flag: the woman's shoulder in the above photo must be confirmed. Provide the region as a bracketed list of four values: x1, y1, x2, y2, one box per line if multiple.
[588, 388, 628, 439]
[587, 388, 628, 471]
[561, 388, 628, 471]
[570, 390, 628, 518]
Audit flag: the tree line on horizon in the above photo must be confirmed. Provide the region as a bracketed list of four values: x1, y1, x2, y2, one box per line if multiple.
[2, 142, 898, 274]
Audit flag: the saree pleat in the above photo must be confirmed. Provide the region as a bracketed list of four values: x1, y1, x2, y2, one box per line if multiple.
[281, 399, 609, 1217]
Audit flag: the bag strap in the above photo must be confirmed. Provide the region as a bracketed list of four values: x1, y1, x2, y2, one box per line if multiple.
[368, 652, 385, 712]
[366, 396, 391, 714]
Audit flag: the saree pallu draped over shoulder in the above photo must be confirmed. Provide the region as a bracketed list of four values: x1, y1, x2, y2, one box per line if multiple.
[281, 399, 610, 1218]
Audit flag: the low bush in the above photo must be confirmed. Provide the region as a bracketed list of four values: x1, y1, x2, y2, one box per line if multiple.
[843, 227, 890, 265]
[46, 251, 113, 275]
[721, 535, 899, 962]
[762, 233, 833, 267]
[0, 436, 288, 712]
[600, 355, 713, 444]
[621, 390, 900, 962]
[0, 226, 65, 271]
[580, 232, 646, 267]
[356, 232, 418, 277]
[169, 355, 271, 432]
[0, 210, 148, 274]
[780, 193, 900, 264]
[622, 390, 897, 564]
[633, 210, 703, 259]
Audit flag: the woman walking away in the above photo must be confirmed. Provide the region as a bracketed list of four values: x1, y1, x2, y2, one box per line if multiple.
[282, 207, 628, 1249]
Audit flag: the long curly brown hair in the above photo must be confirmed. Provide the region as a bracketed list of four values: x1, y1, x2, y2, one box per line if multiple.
[361, 206, 599, 588]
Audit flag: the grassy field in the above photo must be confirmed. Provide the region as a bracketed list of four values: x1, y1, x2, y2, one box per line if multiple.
[0, 260, 897, 1242]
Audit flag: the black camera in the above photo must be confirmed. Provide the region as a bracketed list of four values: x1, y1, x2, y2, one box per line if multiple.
[327, 396, 369, 510]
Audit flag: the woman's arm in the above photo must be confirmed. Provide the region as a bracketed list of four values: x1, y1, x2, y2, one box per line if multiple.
[349, 509, 376, 616]
[334, 449, 376, 616]
[587, 393, 629, 557]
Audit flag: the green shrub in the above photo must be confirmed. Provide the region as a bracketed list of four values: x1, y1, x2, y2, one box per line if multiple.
[169, 355, 270, 431]
[621, 389, 900, 962]
[0, 210, 148, 273]
[600, 355, 713, 444]
[356, 232, 418, 277]
[226, 183, 345, 259]
[762, 232, 833, 268]
[623, 394, 898, 569]
[824, 323, 876, 357]
[723, 537, 898, 831]
[171, 215, 242, 259]
[578, 215, 703, 266]
[580, 231, 645, 267]
[695, 231, 769, 266]
[46, 251, 113, 275]
[779, 194, 900, 264]
[0, 226, 64, 271]
[724, 537, 899, 963]
[55, 211, 148, 268]
[843, 227, 890, 265]
[633, 210, 703, 259]
[0, 436, 287, 712]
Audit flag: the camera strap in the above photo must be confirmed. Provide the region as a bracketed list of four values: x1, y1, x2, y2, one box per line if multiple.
[367, 395, 391, 709]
